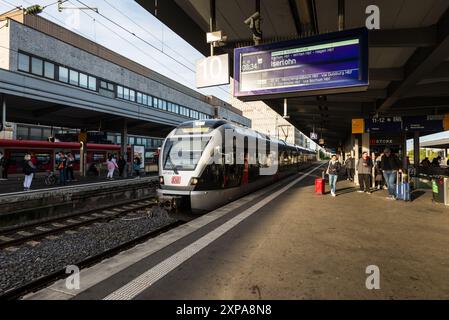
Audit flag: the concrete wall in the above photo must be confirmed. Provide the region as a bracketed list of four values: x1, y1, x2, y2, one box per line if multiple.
[0, 20, 9, 70]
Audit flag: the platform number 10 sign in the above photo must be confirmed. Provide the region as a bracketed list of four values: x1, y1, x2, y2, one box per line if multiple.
[196, 53, 230, 88]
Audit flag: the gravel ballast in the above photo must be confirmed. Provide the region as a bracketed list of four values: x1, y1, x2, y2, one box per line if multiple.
[0, 208, 176, 294]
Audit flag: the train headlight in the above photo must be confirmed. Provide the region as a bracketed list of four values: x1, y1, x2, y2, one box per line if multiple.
[159, 176, 164, 184]
[190, 177, 199, 185]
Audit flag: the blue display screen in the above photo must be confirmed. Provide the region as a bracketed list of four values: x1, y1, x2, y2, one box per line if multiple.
[234, 28, 369, 98]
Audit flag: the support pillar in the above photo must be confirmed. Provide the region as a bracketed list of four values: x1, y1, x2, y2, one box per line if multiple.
[413, 131, 420, 168]
[121, 119, 128, 178]
[361, 132, 370, 154]
[402, 131, 408, 170]
[354, 137, 359, 185]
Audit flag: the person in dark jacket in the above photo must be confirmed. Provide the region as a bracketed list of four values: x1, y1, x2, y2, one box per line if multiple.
[357, 152, 374, 194]
[118, 155, 126, 177]
[344, 154, 355, 181]
[380, 148, 402, 200]
[326, 154, 341, 197]
[0, 151, 5, 180]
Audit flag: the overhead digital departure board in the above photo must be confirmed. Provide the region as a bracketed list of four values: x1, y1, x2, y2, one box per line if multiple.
[234, 28, 369, 99]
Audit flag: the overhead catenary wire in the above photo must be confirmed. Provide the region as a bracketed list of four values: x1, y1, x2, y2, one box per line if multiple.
[64, 0, 208, 94]
[102, 0, 195, 69]
[75, 0, 230, 97]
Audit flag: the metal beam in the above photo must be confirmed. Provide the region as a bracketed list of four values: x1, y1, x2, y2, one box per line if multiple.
[370, 68, 404, 81]
[377, 8, 449, 113]
[369, 25, 437, 47]
[288, 0, 302, 36]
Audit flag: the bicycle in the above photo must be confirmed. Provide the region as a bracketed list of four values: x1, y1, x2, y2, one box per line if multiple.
[44, 170, 57, 186]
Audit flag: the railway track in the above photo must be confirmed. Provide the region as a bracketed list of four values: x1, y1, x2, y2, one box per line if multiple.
[0, 220, 184, 300]
[0, 197, 159, 250]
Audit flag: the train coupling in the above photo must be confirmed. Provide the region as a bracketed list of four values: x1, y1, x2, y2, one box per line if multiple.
[158, 195, 183, 212]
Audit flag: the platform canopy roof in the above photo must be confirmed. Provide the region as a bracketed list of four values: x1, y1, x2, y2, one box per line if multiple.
[137, 0, 449, 147]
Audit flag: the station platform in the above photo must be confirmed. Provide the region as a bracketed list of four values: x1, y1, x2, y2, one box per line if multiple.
[0, 175, 158, 228]
[0, 173, 157, 195]
[26, 162, 449, 300]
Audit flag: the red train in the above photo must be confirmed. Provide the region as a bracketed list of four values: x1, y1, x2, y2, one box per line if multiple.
[0, 139, 158, 175]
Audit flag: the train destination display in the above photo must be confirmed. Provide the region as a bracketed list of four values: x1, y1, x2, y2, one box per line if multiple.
[234, 28, 368, 99]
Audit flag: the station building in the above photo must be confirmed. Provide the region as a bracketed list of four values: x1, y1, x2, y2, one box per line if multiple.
[0, 9, 250, 149]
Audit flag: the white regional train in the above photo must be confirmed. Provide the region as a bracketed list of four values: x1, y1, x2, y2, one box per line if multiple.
[157, 120, 316, 213]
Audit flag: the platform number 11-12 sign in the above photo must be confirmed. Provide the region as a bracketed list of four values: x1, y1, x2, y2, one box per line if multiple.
[196, 53, 230, 88]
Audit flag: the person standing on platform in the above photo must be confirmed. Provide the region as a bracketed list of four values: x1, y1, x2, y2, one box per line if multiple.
[357, 152, 374, 194]
[380, 148, 402, 200]
[66, 152, 75, 182]
[106, 155, 118, 180]
[118, 155, 126, 177]
[133, 156, 141, 178]
[57, 152, 68, 186]
[1, 153, 9, 180]
[0, 152, 5, 181]
[326, 154, 341, 197]
[344, 154, 355, 181]
[23, 153, 36, 191]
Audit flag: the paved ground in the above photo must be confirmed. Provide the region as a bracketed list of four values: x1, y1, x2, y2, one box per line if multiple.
[28, 164, 449, 300]
[135, 171, 449, 299]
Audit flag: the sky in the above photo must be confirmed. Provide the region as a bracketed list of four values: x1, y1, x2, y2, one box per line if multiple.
[0, 0, 231, 101]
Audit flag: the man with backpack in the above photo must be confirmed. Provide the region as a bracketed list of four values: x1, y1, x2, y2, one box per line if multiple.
[56, 152, 68, 186]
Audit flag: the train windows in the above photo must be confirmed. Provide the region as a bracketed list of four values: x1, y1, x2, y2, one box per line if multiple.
[44, 61, 55, 79]
[69, 70, 79, 86]
[162, 137, 211, 171]
[117, 85, 124, 99]
[79, 73, 88, 88]
[59, 67, 69, 83]
[88, 76, 97, 91]
[16, 126, 29, 140]
[18, 53, 30, 72]
[31, 57, 43, 76]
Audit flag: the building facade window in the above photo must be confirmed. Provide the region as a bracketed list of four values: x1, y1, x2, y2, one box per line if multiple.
[69, 70, 79, 86]
[17, 52, 215, 121]
[31, 57, 43, 76]
[18, 53, 29, 72]
[79, 73, 88, 88]
[59, 66, 69, 83]
[88, 76, 96, 91]
[44, 61, 54, 79]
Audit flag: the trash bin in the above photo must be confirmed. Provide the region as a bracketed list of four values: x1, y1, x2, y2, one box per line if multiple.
[432, 176, 445, 203]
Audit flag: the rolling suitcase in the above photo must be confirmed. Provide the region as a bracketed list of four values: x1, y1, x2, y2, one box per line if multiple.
[396, 172, 410, 201]
[315, 171, 326, 195]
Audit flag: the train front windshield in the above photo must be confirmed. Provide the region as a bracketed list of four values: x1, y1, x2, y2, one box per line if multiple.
[162, 137, 211, 171]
